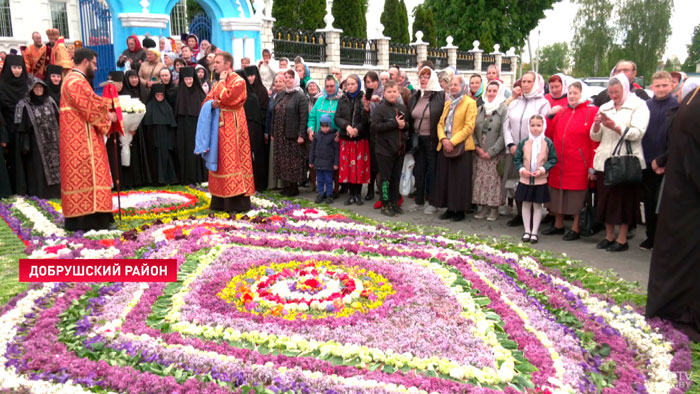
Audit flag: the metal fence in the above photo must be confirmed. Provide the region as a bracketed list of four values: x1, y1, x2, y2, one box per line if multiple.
[481, 54, 496, 72]
[388, 43, 417, 69]
[456, 51, 475, 71]
[79, 0, 115, 90]
[273, 27, 326, 63]
[426, 47, 448, 70]
[0, 0, 13, 37]
[340, 37, 377, 66]
[501, 56, 511, 72]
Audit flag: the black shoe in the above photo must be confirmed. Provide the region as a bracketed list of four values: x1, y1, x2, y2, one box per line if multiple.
[542, 214, 555, 225]
[506, 215, 523, 227]
[392, 202, 404, 215]
[315, 195, 324, 203]
[606, 241, 629, 252]
[325, 196, 334, 204]
[596, 238, 614, 249]
[332, 192, 340, 199]
[450, 211, 465, 222]
[439, 210, 455, 220]
[355, 195, 364, 206]
[627, 227, 636, 240]
[639, 238, 654, 250]
[542, 226, 565, 235]
[344, 196, 356, 206]
[381, 205, 395, 217]
[529, 234, 539, 244]
[562, 229, 580, 241]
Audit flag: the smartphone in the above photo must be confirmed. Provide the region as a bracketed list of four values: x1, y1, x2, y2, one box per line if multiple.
[365, 88, 374, 100]
[398, 111, 406, 119]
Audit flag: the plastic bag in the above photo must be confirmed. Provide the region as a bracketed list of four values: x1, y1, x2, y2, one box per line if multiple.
[399, 153, 415, 196]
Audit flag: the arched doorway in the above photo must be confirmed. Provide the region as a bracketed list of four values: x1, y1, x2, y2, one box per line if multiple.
[78, 0, 115, 89]
[188, 14, 212, 43]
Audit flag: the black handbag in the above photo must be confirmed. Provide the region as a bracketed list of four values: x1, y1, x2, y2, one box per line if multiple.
[579, 185, 601, 237]
[603, 128, 642, 186]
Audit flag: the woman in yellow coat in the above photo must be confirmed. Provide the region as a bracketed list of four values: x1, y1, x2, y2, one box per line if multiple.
[432, 75, 477, 222]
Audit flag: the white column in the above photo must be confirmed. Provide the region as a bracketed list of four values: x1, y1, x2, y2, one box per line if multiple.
[244, 37, 256, 62]
[233, 38, 244, 68]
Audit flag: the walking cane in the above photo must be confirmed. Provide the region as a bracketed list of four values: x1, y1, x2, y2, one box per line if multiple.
[111, 132, 122, 223]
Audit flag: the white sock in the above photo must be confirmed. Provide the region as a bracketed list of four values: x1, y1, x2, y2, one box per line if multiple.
[522, 201, 532, 234]
[531, 204, 543, 235]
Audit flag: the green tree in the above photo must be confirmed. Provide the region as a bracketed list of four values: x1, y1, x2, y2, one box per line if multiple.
[271, 0, 299, 28]
[423, 0, 556, 53]
[617, 0, 673, 79]
[412, 4, 436, 45]
[299, 0, 326, 31]
[571, 0, 618, 77]
[682, 23, 700, 72]
[536, 42, 571, 77]
[186, 0, 205, 23]
[380, 0, 409, 44]
[332, 0, 368, 38]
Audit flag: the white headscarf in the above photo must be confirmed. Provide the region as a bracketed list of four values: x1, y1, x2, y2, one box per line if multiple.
[482, 80, 506, 115]
[608, 73, 630, 106]
[681, 78, 700, 101]
[553, 73, 574, 99]
[285, 69, 303, 94]
[523, 71, 545, 99]
[419, 67, 442, 93]
[528, 114, 547, 172]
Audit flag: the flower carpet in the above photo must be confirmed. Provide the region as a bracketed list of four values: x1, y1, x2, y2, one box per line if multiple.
[0, 186, 696, 394]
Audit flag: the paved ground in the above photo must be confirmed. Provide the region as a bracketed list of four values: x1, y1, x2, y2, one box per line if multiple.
[291, 187, 652, 289]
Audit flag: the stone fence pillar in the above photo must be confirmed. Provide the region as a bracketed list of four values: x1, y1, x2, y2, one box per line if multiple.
[411, 31, 428, 66]
[442, 35, 458, 69]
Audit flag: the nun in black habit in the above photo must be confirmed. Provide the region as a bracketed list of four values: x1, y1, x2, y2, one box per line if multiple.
[236, 68, 267, 192]
[0, 54, 29, 194]
[174, 66, 207, 185]
[646, 85, 700, 342]
[116, 69, 152, 188]
[143, 83, 178, 185]
[0, 115, 11, 198]
[44, 64, 63, 105]
[14, 78, 61, 199]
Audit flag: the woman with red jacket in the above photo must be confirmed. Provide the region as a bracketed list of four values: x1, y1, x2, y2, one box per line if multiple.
[543, 81, 599, 240]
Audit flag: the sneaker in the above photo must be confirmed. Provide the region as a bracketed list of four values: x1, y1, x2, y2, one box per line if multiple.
[473, 206, 487, 219]
[381, 205, 396, 217]
[392, 201, 404, 215]
[405, 203, 425, 212]
[424, 205, 438, 214]
[325, 196, 334, 204]
[506, 215, 523, 227]
[314, 194, 324, 203]
[486, 207, 499, 221]
[639, 238, 654, 250]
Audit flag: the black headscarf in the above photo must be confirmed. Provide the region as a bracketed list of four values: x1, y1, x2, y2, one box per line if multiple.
[27, 78, 49, 105]
[108, 70, 125, 83]
[44, 65, 63, 105]
[235, 69, 263, 127]
[143, 83, 176, 127]
[175, 66, 206, 117]
[0, 55, 29, 110]
[244, 65, 269, 110]
[120, 70, 149, 102]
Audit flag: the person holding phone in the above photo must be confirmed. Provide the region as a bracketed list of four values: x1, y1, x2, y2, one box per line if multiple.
[363, 71, 383, 200]
[117, 35, 146, 72]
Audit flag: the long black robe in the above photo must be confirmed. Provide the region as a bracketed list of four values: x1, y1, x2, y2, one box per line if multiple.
[0, 55, 29, 195]
[14, 86, 61, 199]
[111, 71, 152, 189]
[237, 69, 267, 191]
[0, 116, 10, 198]
[174, 67, 207, 185]
[646, 86, 700, 341]
[143, 85, 178, 185]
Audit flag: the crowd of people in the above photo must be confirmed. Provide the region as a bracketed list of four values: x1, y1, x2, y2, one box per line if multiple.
[1, 32, 699, 254]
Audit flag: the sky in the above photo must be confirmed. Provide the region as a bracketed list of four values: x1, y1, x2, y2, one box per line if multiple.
[365, 0, 696, 63]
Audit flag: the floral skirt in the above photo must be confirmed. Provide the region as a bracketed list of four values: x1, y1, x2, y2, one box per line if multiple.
[339, 139, 370, 184]
[472, 151, 504, 207]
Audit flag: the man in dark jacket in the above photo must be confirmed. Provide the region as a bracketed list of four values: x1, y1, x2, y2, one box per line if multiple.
[309, 114, 339, 203]
[593, 60, 650, 107]
[371, 80, 409, 217]
[640, 71, 678, 250]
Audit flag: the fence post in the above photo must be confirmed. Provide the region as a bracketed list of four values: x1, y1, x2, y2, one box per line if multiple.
[510, 54, 519, 79]
[411, 31, 428, 67]
[492, 44, 503, 74]
[442, 35, 458, 70]
[470, 40, 483, 74]
[316, 9, 342, 66]
[260, 16, 275, 52]
[377, 38, 391, 70]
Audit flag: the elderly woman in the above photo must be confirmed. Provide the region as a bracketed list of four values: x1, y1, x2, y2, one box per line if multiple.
[117, 35, 146, 71]
[543, 81, 599, 240]
[503, 71, 551, 226]
[406, 66, 445, 213]
[544, 74, 570, 109]
[590, 73, 650, 252]
[272, 69, 309, 196]
[472, 81, 507, 221]
[433, 76, 477, 222]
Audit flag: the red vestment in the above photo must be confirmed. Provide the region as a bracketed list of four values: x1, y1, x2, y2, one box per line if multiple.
[24, 45, 49, 79]
[59, 71, 113, 218]
[204, 72, 255, 198]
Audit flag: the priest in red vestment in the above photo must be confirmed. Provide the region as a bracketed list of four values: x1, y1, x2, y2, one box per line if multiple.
[60, 48, 117, 231]
[24, 32, 49, 80]
[205, 52, 255, 212]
